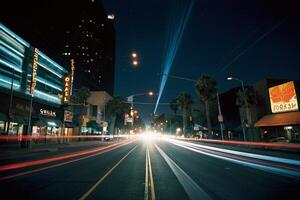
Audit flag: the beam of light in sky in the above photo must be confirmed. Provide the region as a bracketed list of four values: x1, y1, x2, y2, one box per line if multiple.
[154, 0, 194, 114]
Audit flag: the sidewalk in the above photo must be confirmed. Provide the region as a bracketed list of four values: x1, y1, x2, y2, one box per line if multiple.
[0, 140, 113, 159]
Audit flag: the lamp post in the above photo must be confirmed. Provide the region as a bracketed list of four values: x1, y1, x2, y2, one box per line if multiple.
[227, 76, 247, 141]
[6, 68, 15, 135]
[160, 73, 225, 140]
[126, 91, 154, 127]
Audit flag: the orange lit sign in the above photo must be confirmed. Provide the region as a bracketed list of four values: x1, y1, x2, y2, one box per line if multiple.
[30, 48, 39, 94]
[70, 59, 75, 95]
[269, 81, 298, 113]
[63, 76, 71, 104]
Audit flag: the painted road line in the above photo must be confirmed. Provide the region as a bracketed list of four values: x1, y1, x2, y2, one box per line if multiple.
[147, 145, 156, 200]
[0, 139, 135, 172]
[168, 139, 300, 166]
[155, 144, 211, 200]
[144, 145, 149, 200]
[144, 145, 156, 200]
[79, 145, 138, 200]
[0, 140, 135, 181]
[171, 142, 300, 180]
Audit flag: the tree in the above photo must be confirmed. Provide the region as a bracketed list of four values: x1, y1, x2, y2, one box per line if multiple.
[195, 75, 217, 138]
[74, 87, 91, 104]
[176, 93, 193, 136]
[236, 87, 257, 126]
[170, 98, 179, 115]
[106, 96, 130, 134]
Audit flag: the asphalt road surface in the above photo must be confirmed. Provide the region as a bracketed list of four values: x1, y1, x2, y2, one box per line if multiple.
[1, 137, 300, 200]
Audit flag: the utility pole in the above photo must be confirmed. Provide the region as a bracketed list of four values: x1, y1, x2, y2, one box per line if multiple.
[6, 68, 15, 135]
[216, 93, 224, 140]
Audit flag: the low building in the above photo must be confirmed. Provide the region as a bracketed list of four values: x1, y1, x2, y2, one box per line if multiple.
[71, 91, 112, 134]
[254, 79, 300, 142]
[0, 23, 70, 137]
[219, 79, 300, 142]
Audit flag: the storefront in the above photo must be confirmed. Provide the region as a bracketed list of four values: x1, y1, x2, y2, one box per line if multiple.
[0, 93, 64, 136]
[255, 81, 300, 142]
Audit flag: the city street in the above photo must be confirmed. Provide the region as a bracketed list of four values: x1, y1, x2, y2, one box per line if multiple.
[1, 137, 299, 200]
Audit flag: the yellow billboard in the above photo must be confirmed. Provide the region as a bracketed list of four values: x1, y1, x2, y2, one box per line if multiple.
[269, 81, 298, 113]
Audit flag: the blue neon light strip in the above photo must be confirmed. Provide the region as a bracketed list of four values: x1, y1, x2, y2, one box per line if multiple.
[0, 75, 21, 89]
[0, 30, 25, 55]
[36, 77, 63, 92]
[0, 23, 29, 48]
[37, 62, 63, 78]
[0, 46, 23, 67]
[0, 59, 22, 73]
[39, 51, 68, 73]
[34, 90, 61, 104]
[0, 41, 24, 58]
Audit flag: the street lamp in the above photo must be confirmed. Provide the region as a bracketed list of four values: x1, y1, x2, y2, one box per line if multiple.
[126, 91, 155, 127]
[131, 52, 137, 58]
[132, 60, 139, 66]
[227, 76, 247, 141]
[127, 91, 155, 109]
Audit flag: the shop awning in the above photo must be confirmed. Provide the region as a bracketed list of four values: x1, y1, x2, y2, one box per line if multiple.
[87, 120, 101, 131]
[11, 116, 28, 124]
[255, 112, 300, 127]
[0, 113, 8, 121]
[65, 121, 78, 128]
[34, 119, 62, 127]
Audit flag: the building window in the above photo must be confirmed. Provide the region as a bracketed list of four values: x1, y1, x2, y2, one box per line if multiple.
[90, 105, 97, 117]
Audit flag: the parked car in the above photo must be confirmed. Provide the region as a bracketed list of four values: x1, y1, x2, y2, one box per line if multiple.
[269, 137, 289, 143]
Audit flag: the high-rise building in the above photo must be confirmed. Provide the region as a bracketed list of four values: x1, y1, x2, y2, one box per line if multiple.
[61, 1, 115, 94]
[1, 0, 115, 95]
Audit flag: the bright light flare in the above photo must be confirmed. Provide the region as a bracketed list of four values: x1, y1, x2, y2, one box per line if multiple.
[131, 52, 137, 58]
[132, 60, 138, 66]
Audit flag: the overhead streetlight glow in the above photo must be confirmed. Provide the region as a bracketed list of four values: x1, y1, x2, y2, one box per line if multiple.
[148, 91, 154, 96]
[132, 60, 138, 66]
[131, 52, 137, 58]
[227, 77, 233, 80]
[107, 14, 115, 20]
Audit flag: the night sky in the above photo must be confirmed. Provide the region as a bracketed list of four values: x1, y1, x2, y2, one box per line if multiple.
[102, 0, 300, 122]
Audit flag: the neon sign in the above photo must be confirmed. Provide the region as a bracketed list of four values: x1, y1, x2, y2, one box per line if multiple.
[30, 48, 39, 94]
[63, 76, 71, 104]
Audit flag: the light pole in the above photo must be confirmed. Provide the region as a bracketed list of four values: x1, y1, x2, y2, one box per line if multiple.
[227, 76, 247, 141]
[126, 91, 154, 127]
[160, 73, 225, 140]
[6, 68, 15, 135]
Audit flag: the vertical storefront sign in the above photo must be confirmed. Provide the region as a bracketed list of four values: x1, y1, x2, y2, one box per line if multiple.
[70, 59, 75, 96]
[63, 76, 71, 104]
[30, 48, 39, 94]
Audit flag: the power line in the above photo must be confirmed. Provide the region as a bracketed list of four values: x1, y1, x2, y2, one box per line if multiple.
[213, 17, 287, 76]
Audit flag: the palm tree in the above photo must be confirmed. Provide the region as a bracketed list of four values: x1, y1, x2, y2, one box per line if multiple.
[195, 75, 217, 137]
[236, 87, 257, 126]
[170, 98, 179, 115]
[176, 93, 193, 136]
[74, 87, 91, 105]
[106, 96, 130, 134]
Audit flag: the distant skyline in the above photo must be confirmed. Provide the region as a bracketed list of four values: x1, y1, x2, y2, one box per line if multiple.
[103, 0, 300, 122]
